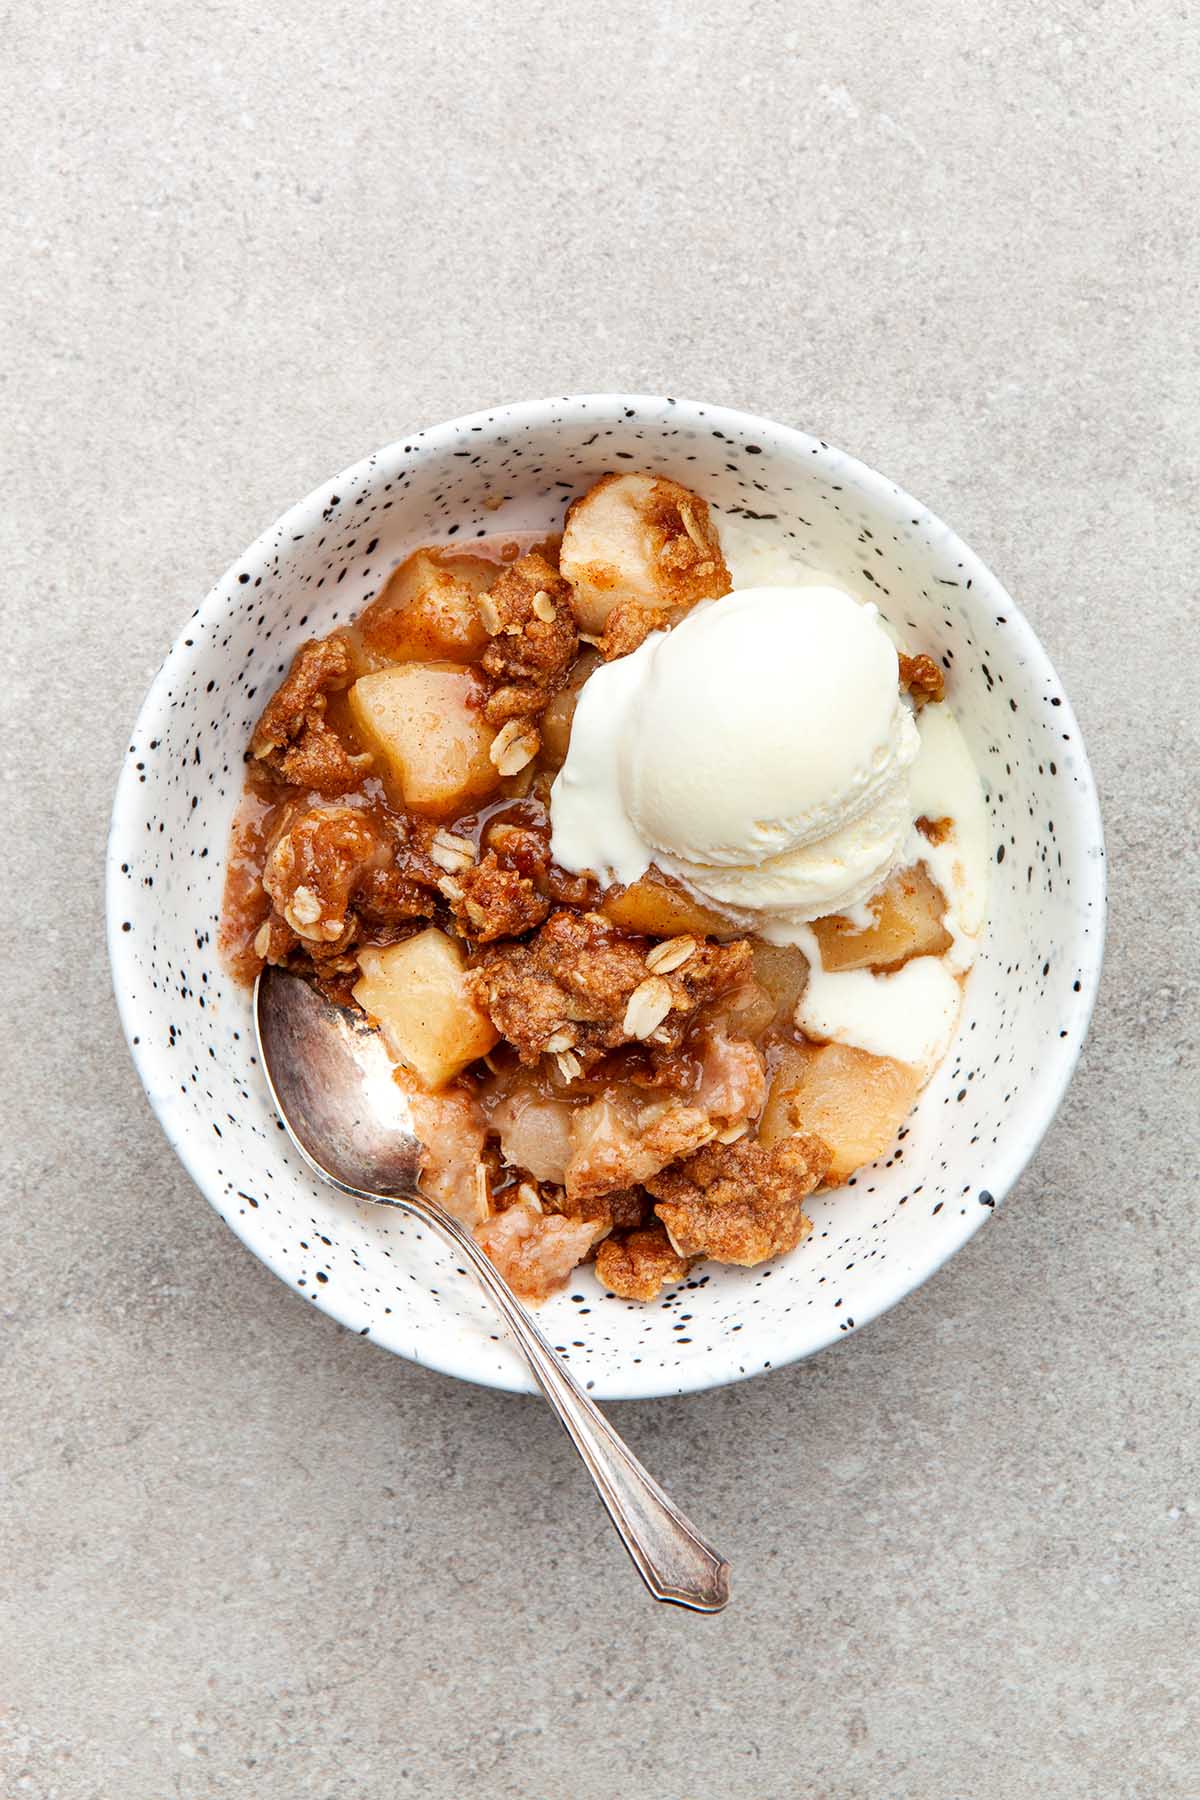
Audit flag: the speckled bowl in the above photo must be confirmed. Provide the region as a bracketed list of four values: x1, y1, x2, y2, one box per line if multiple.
[107, 396, 1105, 1399]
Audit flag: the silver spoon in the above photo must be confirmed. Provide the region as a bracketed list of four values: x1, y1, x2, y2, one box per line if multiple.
[254, 965, 731, 1612]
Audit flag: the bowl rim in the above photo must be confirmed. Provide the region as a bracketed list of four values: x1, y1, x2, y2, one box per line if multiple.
[107, 392, 1107, 1399]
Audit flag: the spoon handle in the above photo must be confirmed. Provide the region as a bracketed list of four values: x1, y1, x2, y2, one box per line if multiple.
[426, 1207, 731, 1612]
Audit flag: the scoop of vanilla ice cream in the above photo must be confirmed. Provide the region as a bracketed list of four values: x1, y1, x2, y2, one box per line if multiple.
[550, 585, 921, 941]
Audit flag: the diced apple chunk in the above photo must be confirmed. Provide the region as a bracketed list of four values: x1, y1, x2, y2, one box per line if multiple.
[348, 663, 499, 817]
[758, 1044, 808, 1152]
[759, 1039, 922, 1182]
[749, 943, 810, 1024]
[539, 648, 601, 770]
[600, 870, 740, 940]
[810, 865, 952, 974]
[353, 929, 498, 1090]
[489, 1076, 577, 1186]
[725, 943, 810, 1039]
[358, 551, 493, 665]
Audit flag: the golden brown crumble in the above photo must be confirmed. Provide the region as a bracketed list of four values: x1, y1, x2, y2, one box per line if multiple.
[916, 813, 954, 846]
[595, 1224, 691, 1301]
[596, 599, 671, 660]
[550, 1184, 650, 1234]
[256, 802, 439, 988]
[898, 652, 946, 708]
[467, 909, 752, 1068]
[263, 804, 386, 947]
[445, 850, 552, 943]
[353, 858, 444, 929]
[646, 1134, 830, 1266]
[482, 816, 597, 907]
[250, 637, 372, 794]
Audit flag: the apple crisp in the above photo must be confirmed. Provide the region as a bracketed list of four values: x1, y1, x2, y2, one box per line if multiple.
[222, 474, 960, 1305]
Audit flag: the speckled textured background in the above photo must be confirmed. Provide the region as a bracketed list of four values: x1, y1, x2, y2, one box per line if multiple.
[4, 2, 1197, 1795]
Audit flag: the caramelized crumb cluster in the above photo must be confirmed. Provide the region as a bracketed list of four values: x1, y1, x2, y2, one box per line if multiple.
[594, 1224, 691, 1302]
[446, 851, 551, 943]
[467, 910, 752, 1072]
[250, 637, 371, 794]
[898, 652, 946, 708]
[222, 470, 951, 1306]
[478, 552, 579, 731]
[595, 599, 672, 661]
[645, 1135, 829, 1266]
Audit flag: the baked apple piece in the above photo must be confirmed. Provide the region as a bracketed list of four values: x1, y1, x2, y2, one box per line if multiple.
[748, 942, 810, 1025]
[488, 1074, 577, 1186]
[357, 550, 493, 666]
[600, 869, 740, 940]
[347, 663, 499, 817]
[559, 472, 730, 634]
[538, 648, 601, 770]
[810, 865, 952, 974]
[353, 928, 498, 1090]
[759, 1039, 922, 1182]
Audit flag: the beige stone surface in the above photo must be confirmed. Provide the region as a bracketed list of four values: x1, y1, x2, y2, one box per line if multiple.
[4, 2, 1197, 1795]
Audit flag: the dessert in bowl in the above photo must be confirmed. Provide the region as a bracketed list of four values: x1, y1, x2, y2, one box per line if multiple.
[221, 474, 989, 1305]
[107, 396, 1104, 1398]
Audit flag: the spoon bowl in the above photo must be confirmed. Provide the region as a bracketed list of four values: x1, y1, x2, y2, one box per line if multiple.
[255, 966, 424, 1201]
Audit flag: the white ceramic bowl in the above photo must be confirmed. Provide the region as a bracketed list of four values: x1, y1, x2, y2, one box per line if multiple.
[107, 396, 1105, 1399]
